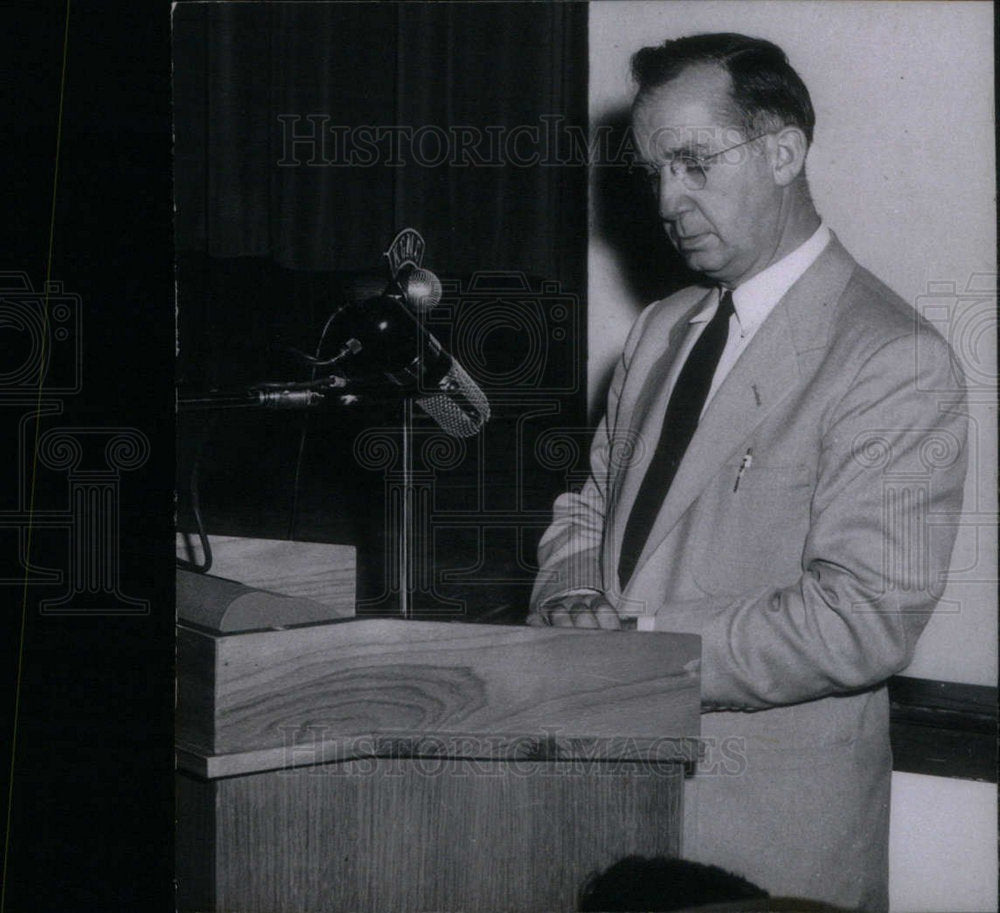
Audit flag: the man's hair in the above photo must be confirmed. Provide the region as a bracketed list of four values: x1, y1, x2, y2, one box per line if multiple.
[577, 855, 769, 912]
[631, 33, 815, 146]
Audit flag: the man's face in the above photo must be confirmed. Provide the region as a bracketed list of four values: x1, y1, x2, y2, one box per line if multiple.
[631, 65, 784, 287]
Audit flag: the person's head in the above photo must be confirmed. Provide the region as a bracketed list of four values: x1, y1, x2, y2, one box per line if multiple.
[577, 855, 768, 911]
[629, 34, 817, 286]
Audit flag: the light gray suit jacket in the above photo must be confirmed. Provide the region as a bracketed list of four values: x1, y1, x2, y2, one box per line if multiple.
[530, 235, 967, 910]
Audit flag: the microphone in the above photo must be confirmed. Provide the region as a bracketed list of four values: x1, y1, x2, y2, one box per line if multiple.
[398, 265, 442, 314]
[230, 227, 487, 433]
[383, 227, 442, 315]
[411, 331, 490, 439]
[178, 231, 466, 419]
[318, 291, 489, 437]
[254, 388, 329, 409]
[177, 386, 339, 411]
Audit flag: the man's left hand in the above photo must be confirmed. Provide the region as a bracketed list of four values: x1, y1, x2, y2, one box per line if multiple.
[527, 591, 623, 629]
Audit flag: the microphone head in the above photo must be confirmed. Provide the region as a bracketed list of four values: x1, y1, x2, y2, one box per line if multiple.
[415, 359, 490, 438]
[400, 267, 442, 314]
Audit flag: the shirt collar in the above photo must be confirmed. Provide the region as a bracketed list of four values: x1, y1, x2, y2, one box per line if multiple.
[690, 223, 831, 328]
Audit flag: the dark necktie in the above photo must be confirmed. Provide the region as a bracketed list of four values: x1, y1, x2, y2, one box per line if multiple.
[617, 289, 736, 588]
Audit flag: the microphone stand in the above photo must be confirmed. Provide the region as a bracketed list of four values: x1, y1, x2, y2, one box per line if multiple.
[400, 397, 414, 620]
[178, 372, 468, 620]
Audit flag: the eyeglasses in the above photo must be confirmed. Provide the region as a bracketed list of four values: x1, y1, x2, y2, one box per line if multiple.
[634, 133, 769, 193]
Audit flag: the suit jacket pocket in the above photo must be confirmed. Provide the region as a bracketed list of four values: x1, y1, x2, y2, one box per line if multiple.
[689, 462, 812, 597]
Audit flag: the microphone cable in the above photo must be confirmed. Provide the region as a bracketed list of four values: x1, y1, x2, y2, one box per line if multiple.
[285, 304, 343, 542]
[176, 410, 217, 574]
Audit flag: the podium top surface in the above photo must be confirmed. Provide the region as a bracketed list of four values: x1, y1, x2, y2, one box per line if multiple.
[177, 617, 701, 778]
[176, 539, 356, 631]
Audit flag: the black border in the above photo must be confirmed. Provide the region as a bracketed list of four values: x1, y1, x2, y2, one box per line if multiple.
[1, 4, 996, 911]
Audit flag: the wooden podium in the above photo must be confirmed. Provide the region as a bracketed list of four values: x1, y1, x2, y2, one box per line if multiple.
[176, 582, 701, 912]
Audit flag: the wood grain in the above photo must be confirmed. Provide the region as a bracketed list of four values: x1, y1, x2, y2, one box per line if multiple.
[176, 618, 701, 764]
[175, 534, 356, 609]
[176, 618, 699, 911]
[184, 757, 683, 913]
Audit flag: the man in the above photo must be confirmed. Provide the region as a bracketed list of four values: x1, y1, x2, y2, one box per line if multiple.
[529, 34, 967, 911]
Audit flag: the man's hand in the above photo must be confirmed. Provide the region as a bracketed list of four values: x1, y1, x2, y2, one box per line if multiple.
[526, 591, 623, 629]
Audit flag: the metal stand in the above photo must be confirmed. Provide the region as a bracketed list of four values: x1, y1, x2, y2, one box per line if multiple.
[399, 398, 413, 619]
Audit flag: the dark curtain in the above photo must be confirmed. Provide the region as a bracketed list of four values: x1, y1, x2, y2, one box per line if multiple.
[173, 3, 589, 621]
[172, 2, 587, 288]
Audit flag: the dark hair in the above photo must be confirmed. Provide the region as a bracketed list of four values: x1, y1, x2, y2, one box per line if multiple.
[631, 33, 815, 145]
[578, 855, 769, 912]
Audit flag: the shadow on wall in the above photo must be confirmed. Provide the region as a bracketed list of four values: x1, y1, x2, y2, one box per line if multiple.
[592, 106, 700, 307]
[590, 105, 701, 413]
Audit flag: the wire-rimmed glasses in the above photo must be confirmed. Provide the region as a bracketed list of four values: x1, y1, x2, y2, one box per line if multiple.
[634, 132, 769, 193]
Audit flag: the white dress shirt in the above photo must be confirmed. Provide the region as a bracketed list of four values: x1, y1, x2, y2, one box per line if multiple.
[679, 223, 831, 414]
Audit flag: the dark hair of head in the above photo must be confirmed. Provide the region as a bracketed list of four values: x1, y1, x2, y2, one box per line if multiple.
[631, 33, 815, 146]
[577, 855, 769, 912]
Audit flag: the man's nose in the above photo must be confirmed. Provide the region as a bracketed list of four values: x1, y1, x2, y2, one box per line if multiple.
[657, 166, 694, 221]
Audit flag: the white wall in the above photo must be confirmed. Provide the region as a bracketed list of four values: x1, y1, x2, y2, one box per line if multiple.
[889, 772, 998, 913]
[588, 0, 997, 688]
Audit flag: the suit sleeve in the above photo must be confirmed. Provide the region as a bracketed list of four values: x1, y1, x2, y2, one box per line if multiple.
[652, 329, 968, 710]
[528, 306, 655, 614]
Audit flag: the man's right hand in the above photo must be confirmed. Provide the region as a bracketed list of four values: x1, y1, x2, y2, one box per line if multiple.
[526, 591, 623, 630]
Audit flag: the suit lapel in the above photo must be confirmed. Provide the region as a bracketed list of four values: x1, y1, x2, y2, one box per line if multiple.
[632, 307, 800, 568]
[609, 289, 713, 510]
[614, 235, 857, 589]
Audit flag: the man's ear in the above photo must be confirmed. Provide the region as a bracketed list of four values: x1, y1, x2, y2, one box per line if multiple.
[771, 125, 808, 186]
